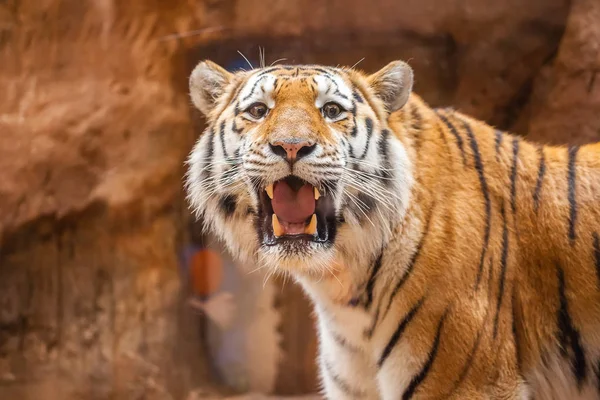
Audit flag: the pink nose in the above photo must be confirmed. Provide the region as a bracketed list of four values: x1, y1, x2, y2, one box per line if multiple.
[269, 140, 316, 164]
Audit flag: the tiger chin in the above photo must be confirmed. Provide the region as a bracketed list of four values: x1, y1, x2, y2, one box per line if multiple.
[186, 59, 600, 399]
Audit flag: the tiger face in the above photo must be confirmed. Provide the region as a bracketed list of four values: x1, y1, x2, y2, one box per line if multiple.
[186, 61, 415, 275]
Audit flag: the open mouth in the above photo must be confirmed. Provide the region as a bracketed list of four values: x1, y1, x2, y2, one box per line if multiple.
[257, 176, 336, 246]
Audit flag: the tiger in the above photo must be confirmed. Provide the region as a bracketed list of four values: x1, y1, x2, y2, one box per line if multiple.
[185, 59, 600, 399]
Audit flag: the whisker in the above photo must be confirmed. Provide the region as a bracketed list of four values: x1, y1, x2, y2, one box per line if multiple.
[340, 179, 396, 209]
[343, 189, 376, 229]
[346, 158, 397, 172]
[375, 205, 393, 238]
[342, 174, 404, 204]
[258, 46, 266, 68]
[193, 159, 242, 166]
[247, 264, 269, 275]
[323, 261, 344, 289]
[343, 167, 395, 181]
[270, 58, 288, 66]
[237, 50, 254, 70]
[349, 57, 365, 70]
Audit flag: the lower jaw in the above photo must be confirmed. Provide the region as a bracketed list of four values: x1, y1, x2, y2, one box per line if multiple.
[257, 212, 337, 247]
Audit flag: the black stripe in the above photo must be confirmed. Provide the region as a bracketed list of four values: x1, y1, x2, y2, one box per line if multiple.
[364, 251, 384, 309]
[510, 137, 520, 215]
[313, 67, 335, 76]
[402, 309, 449, 400]
[378, 129, 393, 181]
[567, 145, 580, 242]
[494, 130, 503, 160]
[221, 165, 239, 182]
[219, 194, 237, 217]
[556, 263, 587, 387]
[365, 305, 380, 338]
[305, 161, 342, 169]
[330, 329, 360, 353]
[533, 146, 546, 213]
[462, 121, 492, 290]
[241, 75, 267, 102]
[202, 127, 216, 179]
[359, 118, 374, 159]
[411, 106, 423, 132]
[219, 121, 230, 159]
[381, 206, 434, 324]
[594, 233, 600, 289]
[436, 112, 466, 165]
[512, 285, 522, 371]
[353, 90, 364, 103]
[493, 203, 509, 339]
[256, 66, 279, 76]
[377, 297, 425, 368]
[350, 100, 357, 116]
[324, 359, 366, 398]
[351, 117, 358, 137]
[232, 120, 243, 134]
[334, 89, 350, 101]
[446, 326, 484, 397]
[245, 159, 276, 167]
[348, 144, 356, 159]
[412, 106, 423, 151]
[437, 126, 449, 148]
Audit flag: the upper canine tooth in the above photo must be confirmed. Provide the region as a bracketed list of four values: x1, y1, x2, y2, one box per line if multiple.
[314, 187, 321, 200]
[266, 184, 274, 199]
[305, 214, 317, 235]
[272, 214, 284, 237]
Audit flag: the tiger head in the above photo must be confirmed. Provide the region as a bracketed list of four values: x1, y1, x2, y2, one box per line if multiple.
[186, 61, 415, 276]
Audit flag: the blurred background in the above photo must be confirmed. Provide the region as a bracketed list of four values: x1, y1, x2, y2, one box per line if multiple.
[0, 0, 599, 399]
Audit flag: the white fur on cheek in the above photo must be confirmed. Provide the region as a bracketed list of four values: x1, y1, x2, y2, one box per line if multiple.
[185, 120, 261, 266]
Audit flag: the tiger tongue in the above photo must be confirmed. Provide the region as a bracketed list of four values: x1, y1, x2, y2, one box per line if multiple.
[272, 181, 316, 223]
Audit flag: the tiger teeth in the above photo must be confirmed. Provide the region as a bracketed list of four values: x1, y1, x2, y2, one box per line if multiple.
[266, 184, 274, 199]
[305, 214, 317, 235]
[314, 187, 321, 200]
[272, 214, 283, 237]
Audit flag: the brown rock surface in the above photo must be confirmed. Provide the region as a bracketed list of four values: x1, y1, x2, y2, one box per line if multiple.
[0, 1, 212, 399]
[0, 0, 596, 398]
[522, 0, 600, 145]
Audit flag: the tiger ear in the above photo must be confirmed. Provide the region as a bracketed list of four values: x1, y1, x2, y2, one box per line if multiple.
[189, 60, 233, 116]
[367, 60, 413, 113]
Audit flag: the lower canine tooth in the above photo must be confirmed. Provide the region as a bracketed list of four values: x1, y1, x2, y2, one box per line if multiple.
[305, 214, 317, 235]
[266, 184, 274, 199]
[272, 214, 283, 237]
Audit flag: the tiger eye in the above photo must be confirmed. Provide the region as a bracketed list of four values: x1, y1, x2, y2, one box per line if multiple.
[323, 102, 343, 119]
[247, 103, 268, 119]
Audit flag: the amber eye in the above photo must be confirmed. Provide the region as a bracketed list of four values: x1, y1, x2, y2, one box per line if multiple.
[322, 102, 343, 119]
[246, 102, 268, 119]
